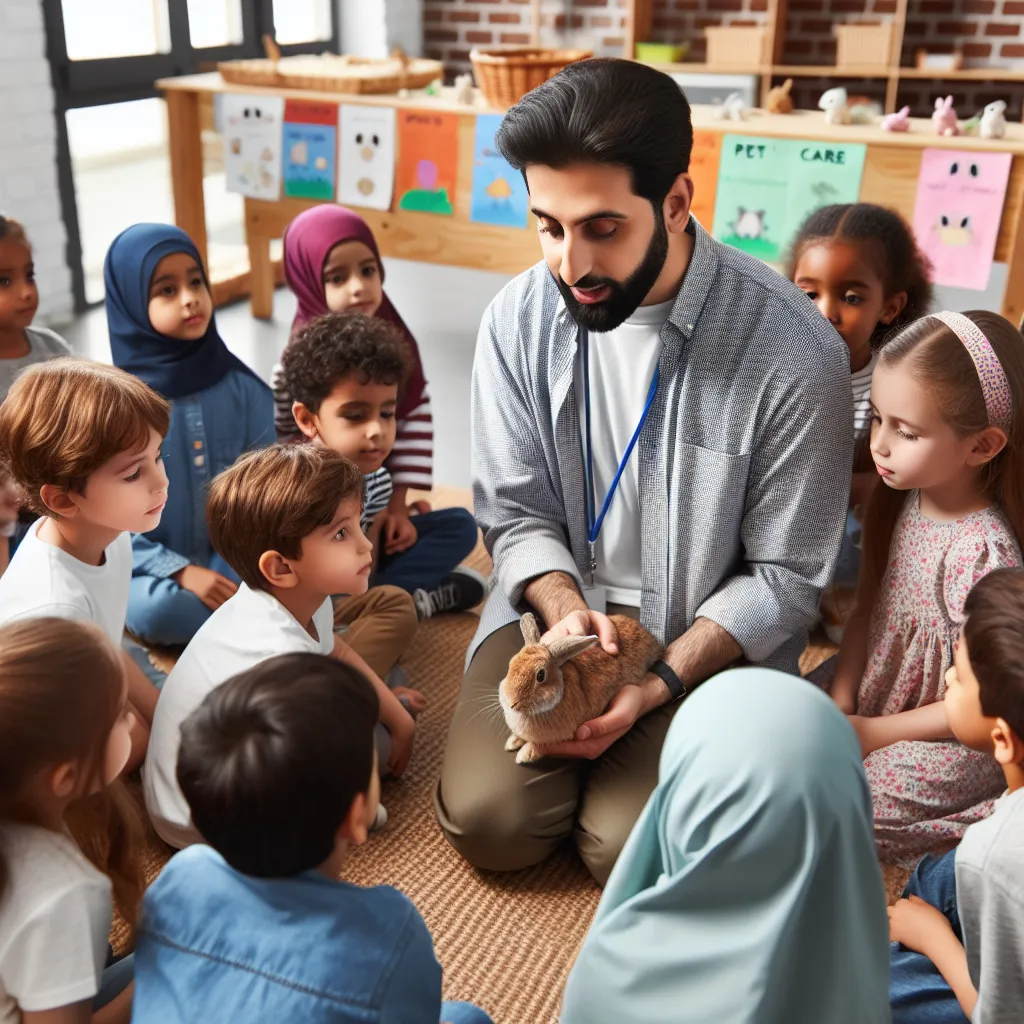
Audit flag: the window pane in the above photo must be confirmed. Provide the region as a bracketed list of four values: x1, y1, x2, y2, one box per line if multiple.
[187, 0, 243, 49]
[61, 0, 170, 61]
[273, 0, 332, 45]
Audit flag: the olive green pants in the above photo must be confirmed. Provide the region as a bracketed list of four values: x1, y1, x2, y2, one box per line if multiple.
[435, 605, 681, 886]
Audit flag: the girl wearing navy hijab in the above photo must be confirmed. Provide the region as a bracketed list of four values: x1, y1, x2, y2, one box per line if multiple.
[104, 223, 274, 646]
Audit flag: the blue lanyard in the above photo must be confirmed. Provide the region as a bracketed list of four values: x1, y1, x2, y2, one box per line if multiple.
[582, 329, 660, 583]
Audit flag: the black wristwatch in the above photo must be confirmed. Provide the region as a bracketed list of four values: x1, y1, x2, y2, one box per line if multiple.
[650, 659, 687, 701]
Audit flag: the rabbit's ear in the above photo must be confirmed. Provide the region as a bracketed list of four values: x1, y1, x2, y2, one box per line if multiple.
[520, 613, 541, 646]
[547, 634, 600, 666]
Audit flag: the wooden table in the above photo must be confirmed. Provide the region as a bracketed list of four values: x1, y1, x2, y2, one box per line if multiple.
[157, 72, 1024, 325]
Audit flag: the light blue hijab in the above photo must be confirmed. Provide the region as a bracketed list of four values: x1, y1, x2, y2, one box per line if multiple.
[562, 669, 891, 1024]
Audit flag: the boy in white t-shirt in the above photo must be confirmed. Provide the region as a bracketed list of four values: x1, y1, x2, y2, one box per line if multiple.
[144, 442, 421, 848]
[0, 358, 170, 770]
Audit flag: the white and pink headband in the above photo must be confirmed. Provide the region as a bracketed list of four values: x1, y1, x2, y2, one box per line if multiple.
[930, 311, 1013, 433]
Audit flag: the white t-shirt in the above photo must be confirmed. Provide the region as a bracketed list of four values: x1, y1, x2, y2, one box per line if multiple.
[0, 824, 110, 1021]
[575, 300, 671, 607]
[144, 583, 335, 848]
[851, 351, 877, 439]
[0, 520, 131, 645]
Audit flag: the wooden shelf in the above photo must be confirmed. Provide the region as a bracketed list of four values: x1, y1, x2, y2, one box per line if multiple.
[644, 61, 770, 76]
[772, 64, 892, 79]
[897, 66, 1024, 81]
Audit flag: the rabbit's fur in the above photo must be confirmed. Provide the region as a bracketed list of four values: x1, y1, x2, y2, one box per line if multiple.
[499, 612, 664, 764]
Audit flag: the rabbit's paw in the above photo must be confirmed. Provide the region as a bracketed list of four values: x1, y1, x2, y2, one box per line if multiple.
[505, 733, 526, 752]
[515, 742, 541, 764]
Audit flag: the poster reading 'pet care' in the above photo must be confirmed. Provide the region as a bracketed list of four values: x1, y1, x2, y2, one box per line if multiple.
[688, 131, 723, 231]
[222, 94, 284, 200]
[781, 142, 866, 245]
[282, 100, 338, 200]
[712, 135, 790, 262]
[337, 105, 396, 211]
[396, 110, 459, 216]
[912, 148, 1012, 291]
[470, 114, 529, 229]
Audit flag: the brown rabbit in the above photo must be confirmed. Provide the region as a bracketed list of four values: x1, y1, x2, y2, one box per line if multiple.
[766, 77, 794, 114]
[499, 612, 664, 764]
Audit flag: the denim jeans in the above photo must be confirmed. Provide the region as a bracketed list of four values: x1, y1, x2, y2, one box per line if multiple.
[440, 1001, 493, 1024]
[373, 508, 479, 593]
[93, 949, 134, 1010]
[890, 850, 970, 1024]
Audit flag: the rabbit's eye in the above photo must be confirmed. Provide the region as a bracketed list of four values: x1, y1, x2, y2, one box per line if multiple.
[536, 668, 547, 683]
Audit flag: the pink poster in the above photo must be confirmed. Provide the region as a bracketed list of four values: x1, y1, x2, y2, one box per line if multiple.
[912, 148, 1012, 291]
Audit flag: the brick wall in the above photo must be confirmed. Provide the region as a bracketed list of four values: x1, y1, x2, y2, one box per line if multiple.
[0, 0, 73, 323]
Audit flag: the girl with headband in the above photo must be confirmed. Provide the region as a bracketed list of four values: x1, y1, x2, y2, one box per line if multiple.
[832, 309, 1024, 862]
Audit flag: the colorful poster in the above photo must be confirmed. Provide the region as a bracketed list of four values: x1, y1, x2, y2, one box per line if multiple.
[282, 99, 338, 200]
[781, 141, 867, 245]
[337, 105, 396, 211]
[222, 94, 284, 200]
[912, 148, 1012, 291]
[396, 110, 459, 216]
[712, 135, 792, 262]
[689, 130, 723, 231]
[469, 114, 528, 228]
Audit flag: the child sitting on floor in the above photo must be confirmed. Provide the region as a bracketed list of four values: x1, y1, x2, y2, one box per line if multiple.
[134, 653, 491, 1024]
[104, 222, 275, 648]
[889, 567, 1024, 1023]
[0, 358, 169, 769]
[0, 618, 142, 1024]
[788, 203, 933, 641]
[143, 443, 421, 848]
[831, 310, 1024, 862]
[283, 312, 484, 618]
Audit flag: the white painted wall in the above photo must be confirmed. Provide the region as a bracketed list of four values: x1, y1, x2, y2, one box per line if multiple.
[338, 0, 422, 58]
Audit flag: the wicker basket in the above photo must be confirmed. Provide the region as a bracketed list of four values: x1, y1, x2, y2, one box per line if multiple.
[217, 54, 444, 95]
[704, 26, 771, 68]
[470, 47, 592, 110]
[835, 23, 895, 68]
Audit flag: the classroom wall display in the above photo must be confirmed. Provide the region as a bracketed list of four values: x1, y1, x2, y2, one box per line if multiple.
[689, 131, 723, 231]
[780, 141, 867, 244]
[396, 110, 459, 216]
[222, 94, 285, 200]
[337, 105, 397, 211]
[282, 99, 338, 200]
[470, 114, 528, 229]
[912, 148, 1012, 291]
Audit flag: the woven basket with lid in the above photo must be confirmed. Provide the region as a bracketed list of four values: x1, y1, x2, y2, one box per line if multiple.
[470, 48, 592, 110]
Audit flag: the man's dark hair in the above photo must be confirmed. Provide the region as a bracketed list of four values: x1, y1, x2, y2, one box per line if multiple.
[495, 57, 693, 204]
[177, 653, 380, 878]
[963, 568, 1024, 740]
[283, 312, 410, 415]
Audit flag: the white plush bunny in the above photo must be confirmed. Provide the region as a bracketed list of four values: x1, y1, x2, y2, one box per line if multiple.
[980, 100, 1007, 140]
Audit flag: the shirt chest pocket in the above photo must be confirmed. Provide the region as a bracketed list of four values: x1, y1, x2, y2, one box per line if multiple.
[209, 435, 246, 475]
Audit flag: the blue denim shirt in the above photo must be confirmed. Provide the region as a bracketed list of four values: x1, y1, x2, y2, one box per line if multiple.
[133, 845, 445, 1023]
[132, 370, 274, 579]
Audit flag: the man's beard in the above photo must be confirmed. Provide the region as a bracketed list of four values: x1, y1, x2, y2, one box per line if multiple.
[555, 207, 670, 333]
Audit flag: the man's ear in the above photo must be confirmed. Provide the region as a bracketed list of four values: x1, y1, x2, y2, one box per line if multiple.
[292, 403, 320, 441]
[39, 484, 79, 519]
[662, 172, 695, 233]
[257, 549, 298, 589]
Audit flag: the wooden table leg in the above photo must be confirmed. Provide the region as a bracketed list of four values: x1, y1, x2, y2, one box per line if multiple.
[165, 90, 208, 267]
[248, 231, 273, 320]
[1002, 175, 1024, 329]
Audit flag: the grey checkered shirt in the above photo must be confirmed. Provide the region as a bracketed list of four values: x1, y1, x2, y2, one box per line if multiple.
[469, 219, 853, 673]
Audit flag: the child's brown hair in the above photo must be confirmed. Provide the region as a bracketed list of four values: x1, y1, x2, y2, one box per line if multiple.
[0, 215, 30, 249]
[0, 618, 145, 929]
[859, 310, 1024, 604]
[963, 567, 1024, 740]
[0, 358, 170, 516]
[206, 442, 364, 592]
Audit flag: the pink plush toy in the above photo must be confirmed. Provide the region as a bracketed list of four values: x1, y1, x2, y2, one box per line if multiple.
[882, 105, 911, 132]
[932, 96, 960, 137]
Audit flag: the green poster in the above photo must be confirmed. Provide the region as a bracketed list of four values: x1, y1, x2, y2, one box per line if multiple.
[712, 135, 793, 263]
[781, 141, 867, 246]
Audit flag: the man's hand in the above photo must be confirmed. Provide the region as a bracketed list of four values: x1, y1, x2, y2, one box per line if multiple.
[388, 708, 416, 776]
[888, 895, 955, 953]
[847, 714, 888, 759]
[534, 683, 646, 760]
[381, 509, 418, 556]
[174, 564, 238, 611]
[540, 608, 619, 655]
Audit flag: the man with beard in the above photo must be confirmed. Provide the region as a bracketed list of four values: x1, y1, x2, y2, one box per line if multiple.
[436, 58, 852, 885]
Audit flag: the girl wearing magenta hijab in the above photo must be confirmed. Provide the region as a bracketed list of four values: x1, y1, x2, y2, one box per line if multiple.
[561, 669, 892, 1024]
[104, 223, 275, 647]
[276, 205, 484, 619]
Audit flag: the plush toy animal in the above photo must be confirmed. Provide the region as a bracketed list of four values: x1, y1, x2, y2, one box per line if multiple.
[932, 96, 960, 137]
[453, 72, 475, 106]
[980, 100, 1007, 140]
[714, 91, 748, 122]
[499, 613, 664, 764]
[766, 78, 793, 114]
[819, 87, 850, 125]
[882, 105, 911, 132]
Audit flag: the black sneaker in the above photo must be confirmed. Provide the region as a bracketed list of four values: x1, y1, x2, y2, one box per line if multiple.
[413, 567, 488, 619]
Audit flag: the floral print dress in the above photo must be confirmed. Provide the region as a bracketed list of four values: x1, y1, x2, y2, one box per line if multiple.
[859, 492, 1020, 863]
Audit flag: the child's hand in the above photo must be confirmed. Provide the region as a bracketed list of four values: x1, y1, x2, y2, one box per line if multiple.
[388, 708, 416, 776]
[888, 895, 954, 953]
[382, 509, 418, 555]
[393, 685, 427, 715]
[174, 564, 238, 611]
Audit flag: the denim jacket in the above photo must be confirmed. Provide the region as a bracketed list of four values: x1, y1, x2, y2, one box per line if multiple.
[132, 370, 274, 579]
[133, 845, 445, 1023]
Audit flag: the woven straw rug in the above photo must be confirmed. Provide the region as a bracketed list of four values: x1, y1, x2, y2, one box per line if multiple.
[89, 488, 911, 1024]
